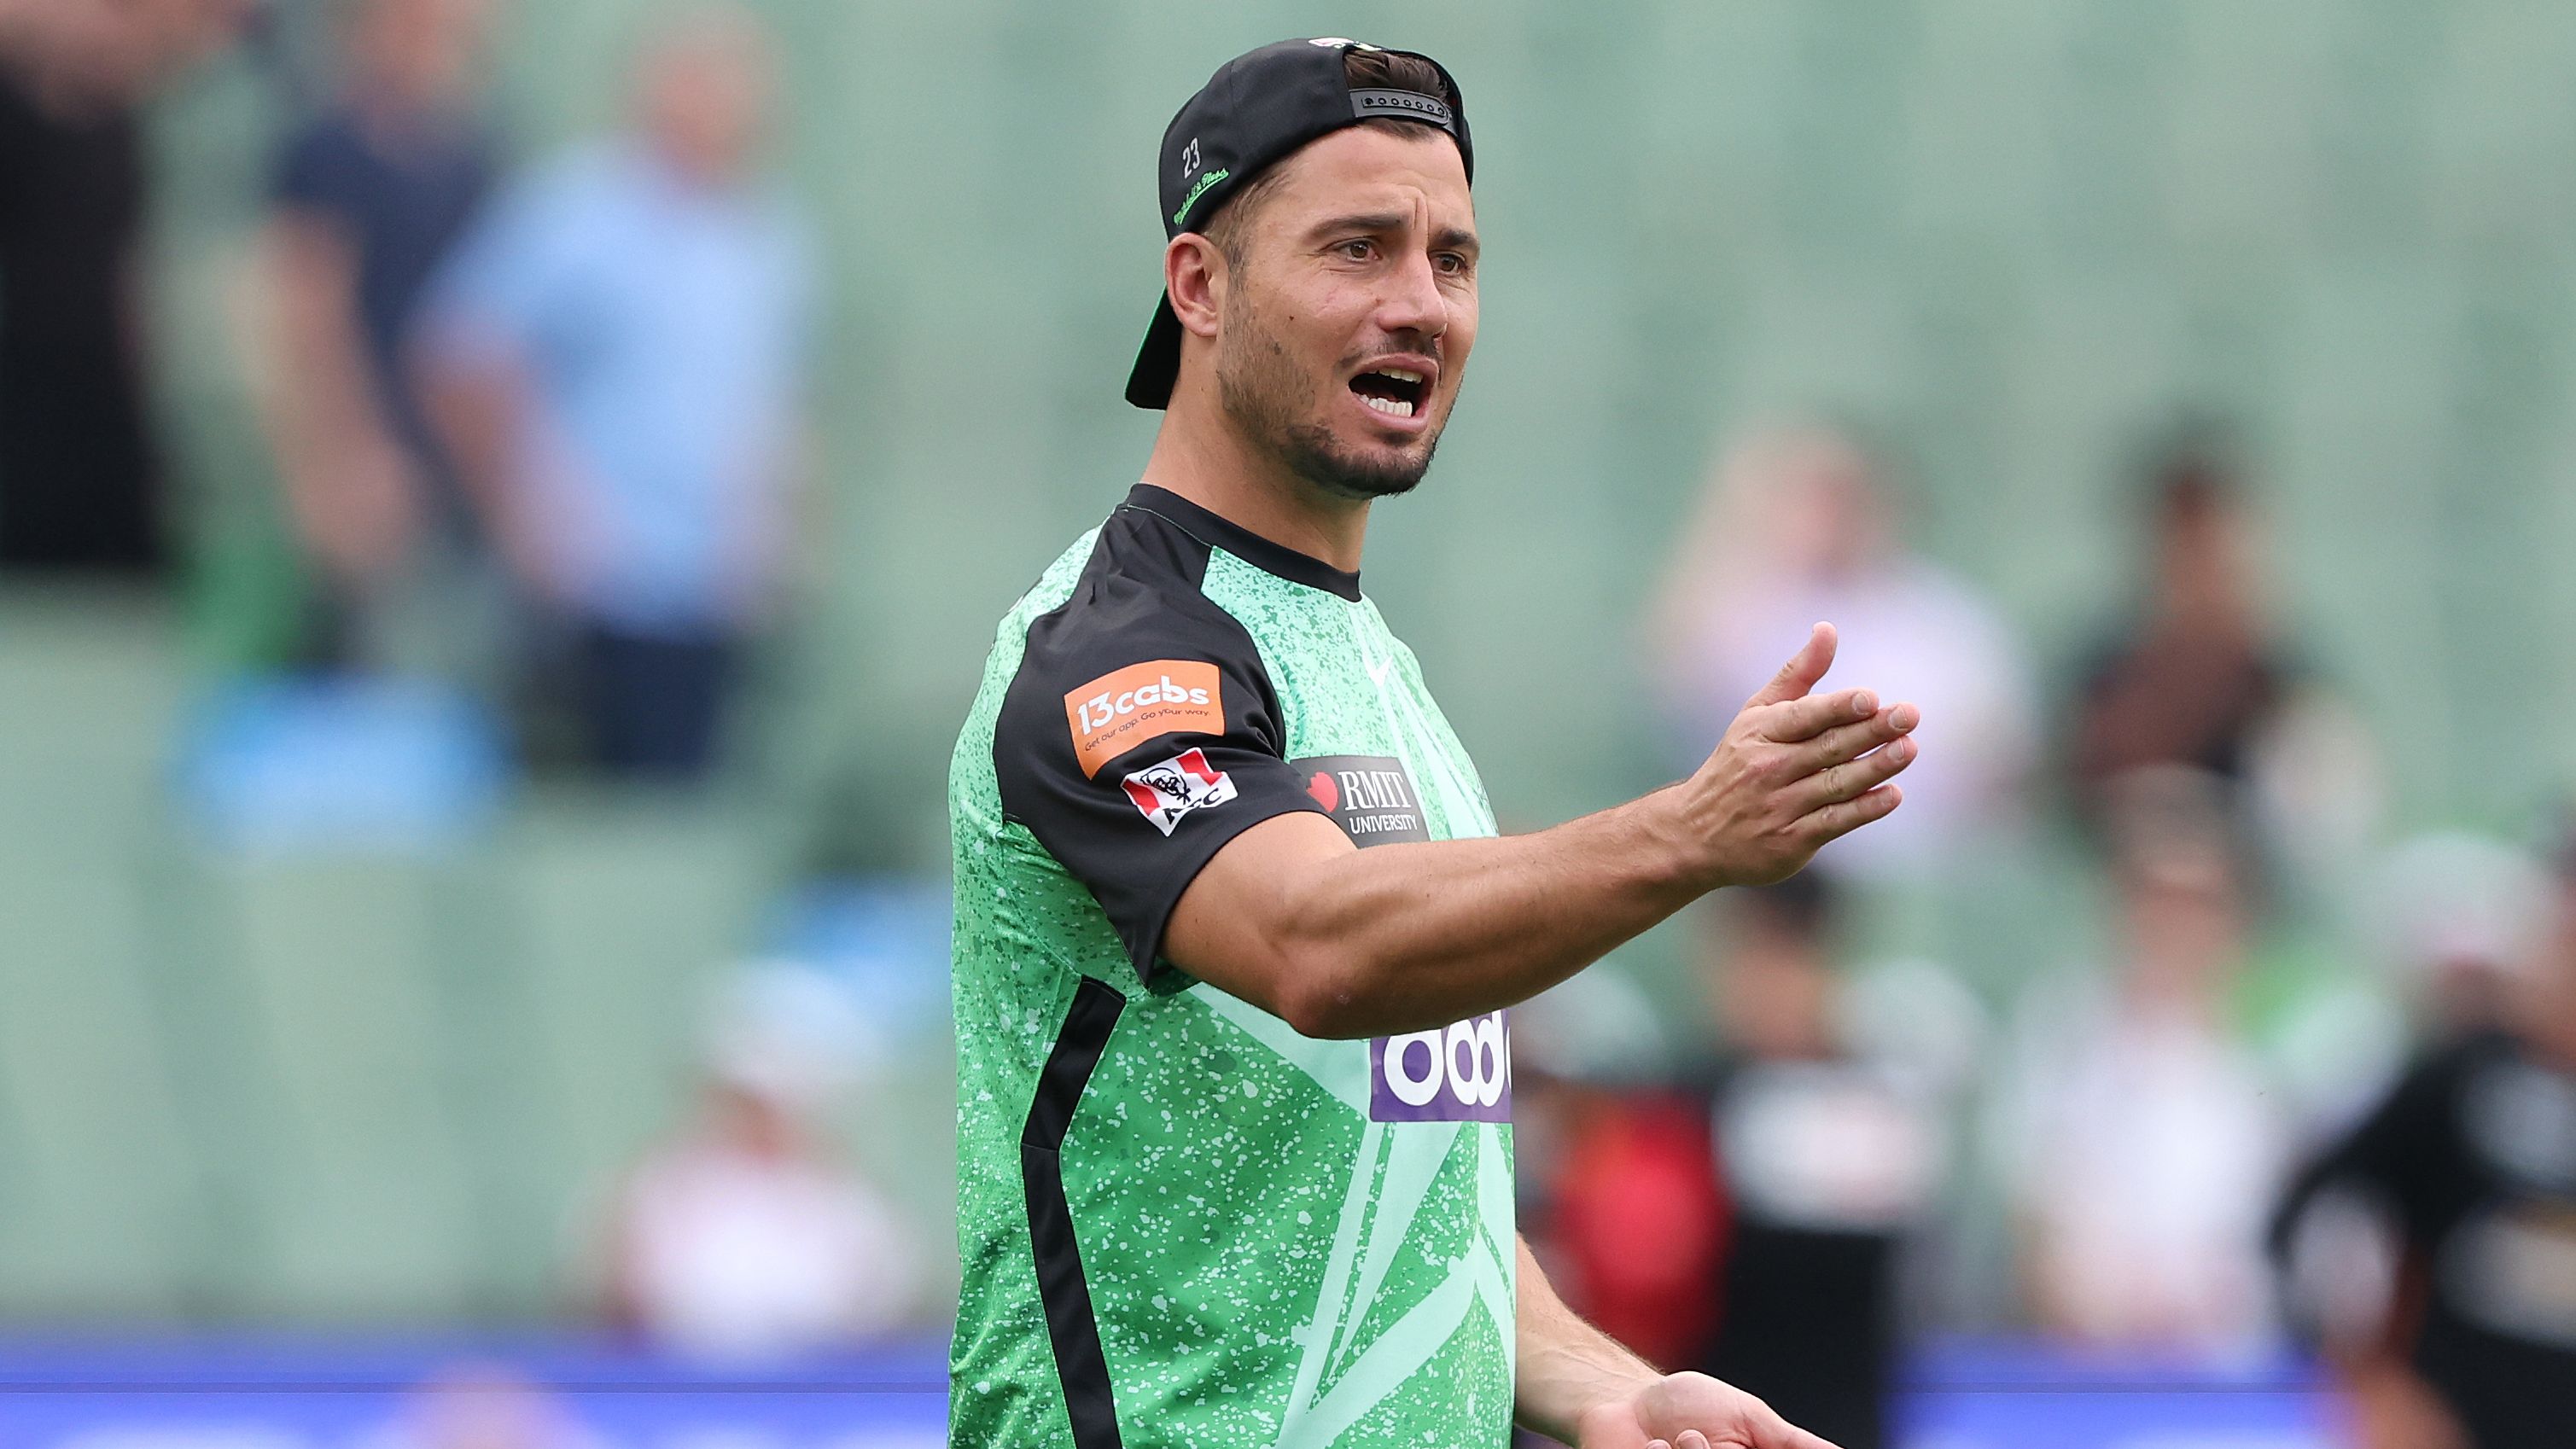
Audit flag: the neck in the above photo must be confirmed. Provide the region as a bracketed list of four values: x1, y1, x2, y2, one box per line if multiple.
[1141, 381, 1370, 573]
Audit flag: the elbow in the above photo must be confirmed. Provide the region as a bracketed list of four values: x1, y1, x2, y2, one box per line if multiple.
[1270, 945, 1376, 1040]
[1277, 988, 1364, 1041]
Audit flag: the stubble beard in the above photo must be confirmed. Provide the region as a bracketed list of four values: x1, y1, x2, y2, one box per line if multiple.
[1215, 286, 1442, 503]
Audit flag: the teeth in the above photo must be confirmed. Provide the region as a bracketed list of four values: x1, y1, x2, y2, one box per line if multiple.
[1363, 395, 1415, 418]
[1376, 367, 1424, 383]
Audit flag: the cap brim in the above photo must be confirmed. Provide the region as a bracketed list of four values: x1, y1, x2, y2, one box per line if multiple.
[1124, 293, 1184, 410]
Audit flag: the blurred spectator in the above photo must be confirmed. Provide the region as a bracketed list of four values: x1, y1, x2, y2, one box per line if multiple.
[2271, 821, 2576, 1449]
[1652, 424, 2039, 881]
[1689, 875, 1947, 1449]
[1994, 768, 2288, 1354]
[249, 0, 500, 670]
[0, 0, 251, 572]
[606, 963, 918, 1361]
[2066, 431, 2278, 794]
[1540, 1088, 1727, 1376]
[420, 5, 813, 783]
[2065, 427, 2382, 884]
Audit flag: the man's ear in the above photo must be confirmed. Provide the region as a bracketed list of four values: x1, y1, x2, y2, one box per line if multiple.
[1166, 233, 1225, 340]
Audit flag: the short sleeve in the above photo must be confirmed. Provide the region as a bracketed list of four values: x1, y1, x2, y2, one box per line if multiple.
[417, 170, 578, 365]
[993, 583, 1329, 985]
[270, 118, 358, 214]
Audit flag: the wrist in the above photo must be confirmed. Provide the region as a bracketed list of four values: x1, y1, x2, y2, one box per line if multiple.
[1519, 1326, 1664, 1441]
[1629, 782, 1732, 897]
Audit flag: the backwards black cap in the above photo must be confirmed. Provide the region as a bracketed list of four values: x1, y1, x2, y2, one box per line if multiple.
[1125, 38, 1473, 410]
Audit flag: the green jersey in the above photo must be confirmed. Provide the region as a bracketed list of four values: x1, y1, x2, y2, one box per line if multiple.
[948, 485, 1518, 1448]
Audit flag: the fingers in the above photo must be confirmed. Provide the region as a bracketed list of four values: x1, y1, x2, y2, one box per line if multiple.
[1785, 733, 1918, 813]
[1780, 701, 1918, 765]
[1758, 684, 1877, 744]
[1650, 1422, 1839, 1449]
[1742, 622, 1836, 709]
[1758, 1419, 1843, 1449]
[1798, 783, 1902, 845]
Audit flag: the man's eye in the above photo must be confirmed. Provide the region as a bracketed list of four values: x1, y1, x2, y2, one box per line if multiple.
[1434, 253, 1468, 275]
[1336, 240, 1375, 260]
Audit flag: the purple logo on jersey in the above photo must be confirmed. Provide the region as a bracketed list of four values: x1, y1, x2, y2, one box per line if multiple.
[1369, 1010, 1512, 1123]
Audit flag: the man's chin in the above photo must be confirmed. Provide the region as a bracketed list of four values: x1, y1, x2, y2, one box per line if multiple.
[1285, 422, 1439, 500]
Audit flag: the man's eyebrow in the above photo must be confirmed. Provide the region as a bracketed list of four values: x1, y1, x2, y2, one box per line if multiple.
[1306, 211, 1411, 240]
[1305, 213, 1483, 256]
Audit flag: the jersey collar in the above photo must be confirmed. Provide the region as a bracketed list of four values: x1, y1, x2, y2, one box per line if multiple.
[1120, 484, 1364, 602]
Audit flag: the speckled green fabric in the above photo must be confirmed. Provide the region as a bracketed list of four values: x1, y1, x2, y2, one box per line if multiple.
[950, 532, 1517, 1448]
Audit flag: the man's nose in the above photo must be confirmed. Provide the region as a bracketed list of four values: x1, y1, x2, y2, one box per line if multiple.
[1373, 249, 1449, 340]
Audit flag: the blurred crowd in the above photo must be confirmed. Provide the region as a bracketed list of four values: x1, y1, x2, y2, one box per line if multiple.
[253, 0, 813, 782]
[5, 0, 813, 787]
[7, 6, 2576, 1446]
[4, 0, 898, 1366]
[1520, 422, 2576, 1449]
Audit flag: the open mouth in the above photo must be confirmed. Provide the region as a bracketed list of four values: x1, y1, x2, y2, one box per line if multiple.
[1349, 365, 1430, 421]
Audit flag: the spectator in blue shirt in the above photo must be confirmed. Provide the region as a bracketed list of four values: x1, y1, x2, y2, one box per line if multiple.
[420, 6, 813, 782]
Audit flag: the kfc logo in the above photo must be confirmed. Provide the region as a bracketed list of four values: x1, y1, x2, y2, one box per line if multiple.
[1121, 748, 1237, 836]
[1369, 1010, 1511, 1123]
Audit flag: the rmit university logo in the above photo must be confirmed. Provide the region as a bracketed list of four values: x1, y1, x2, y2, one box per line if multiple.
[1370, 1010, 1511, 1123]
[1292, 754, 1431, 847]
[1121, 748, 1236, 836]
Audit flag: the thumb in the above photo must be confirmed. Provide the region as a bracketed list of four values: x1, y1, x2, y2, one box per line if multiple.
[1745, 622, 1836, 708]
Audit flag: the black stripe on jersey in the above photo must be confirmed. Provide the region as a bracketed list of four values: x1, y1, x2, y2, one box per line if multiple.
[1021, 975, 1128, 1449]
[992, 486, 1336, 984]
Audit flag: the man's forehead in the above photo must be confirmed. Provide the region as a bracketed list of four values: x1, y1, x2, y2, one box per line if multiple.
[1268, 126, 1473, 224]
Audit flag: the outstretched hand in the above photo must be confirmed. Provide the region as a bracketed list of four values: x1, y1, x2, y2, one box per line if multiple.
[1574, 1370, 1841, 1449]
[1670, 621, 1919, 888]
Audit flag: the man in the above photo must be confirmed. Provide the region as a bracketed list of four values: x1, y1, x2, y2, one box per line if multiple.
[0, 0, 249, 573]
[1688, 875, 1944, 1449]
[949, 39, 1918, 1449]
[1999, 769, 2284, 1353]
[420, 6, 811, 780]
[2270, 818, 2576, 1449]
[255, 0, 499, 666]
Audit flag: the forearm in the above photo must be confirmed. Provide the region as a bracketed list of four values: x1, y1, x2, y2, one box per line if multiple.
[1264, 788, 1709, 1038]
[417, 356, 522, 534]
[253, 220, 417, 577]
[257, 222, 388, 466]
[1514, 1236, 1659, 1442]
[1168, 628, 1916, 1040]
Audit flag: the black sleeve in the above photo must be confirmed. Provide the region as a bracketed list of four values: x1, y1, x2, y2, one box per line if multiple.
[993, 572, 1330, 985]
[2270, 1043, 2477, 1260]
